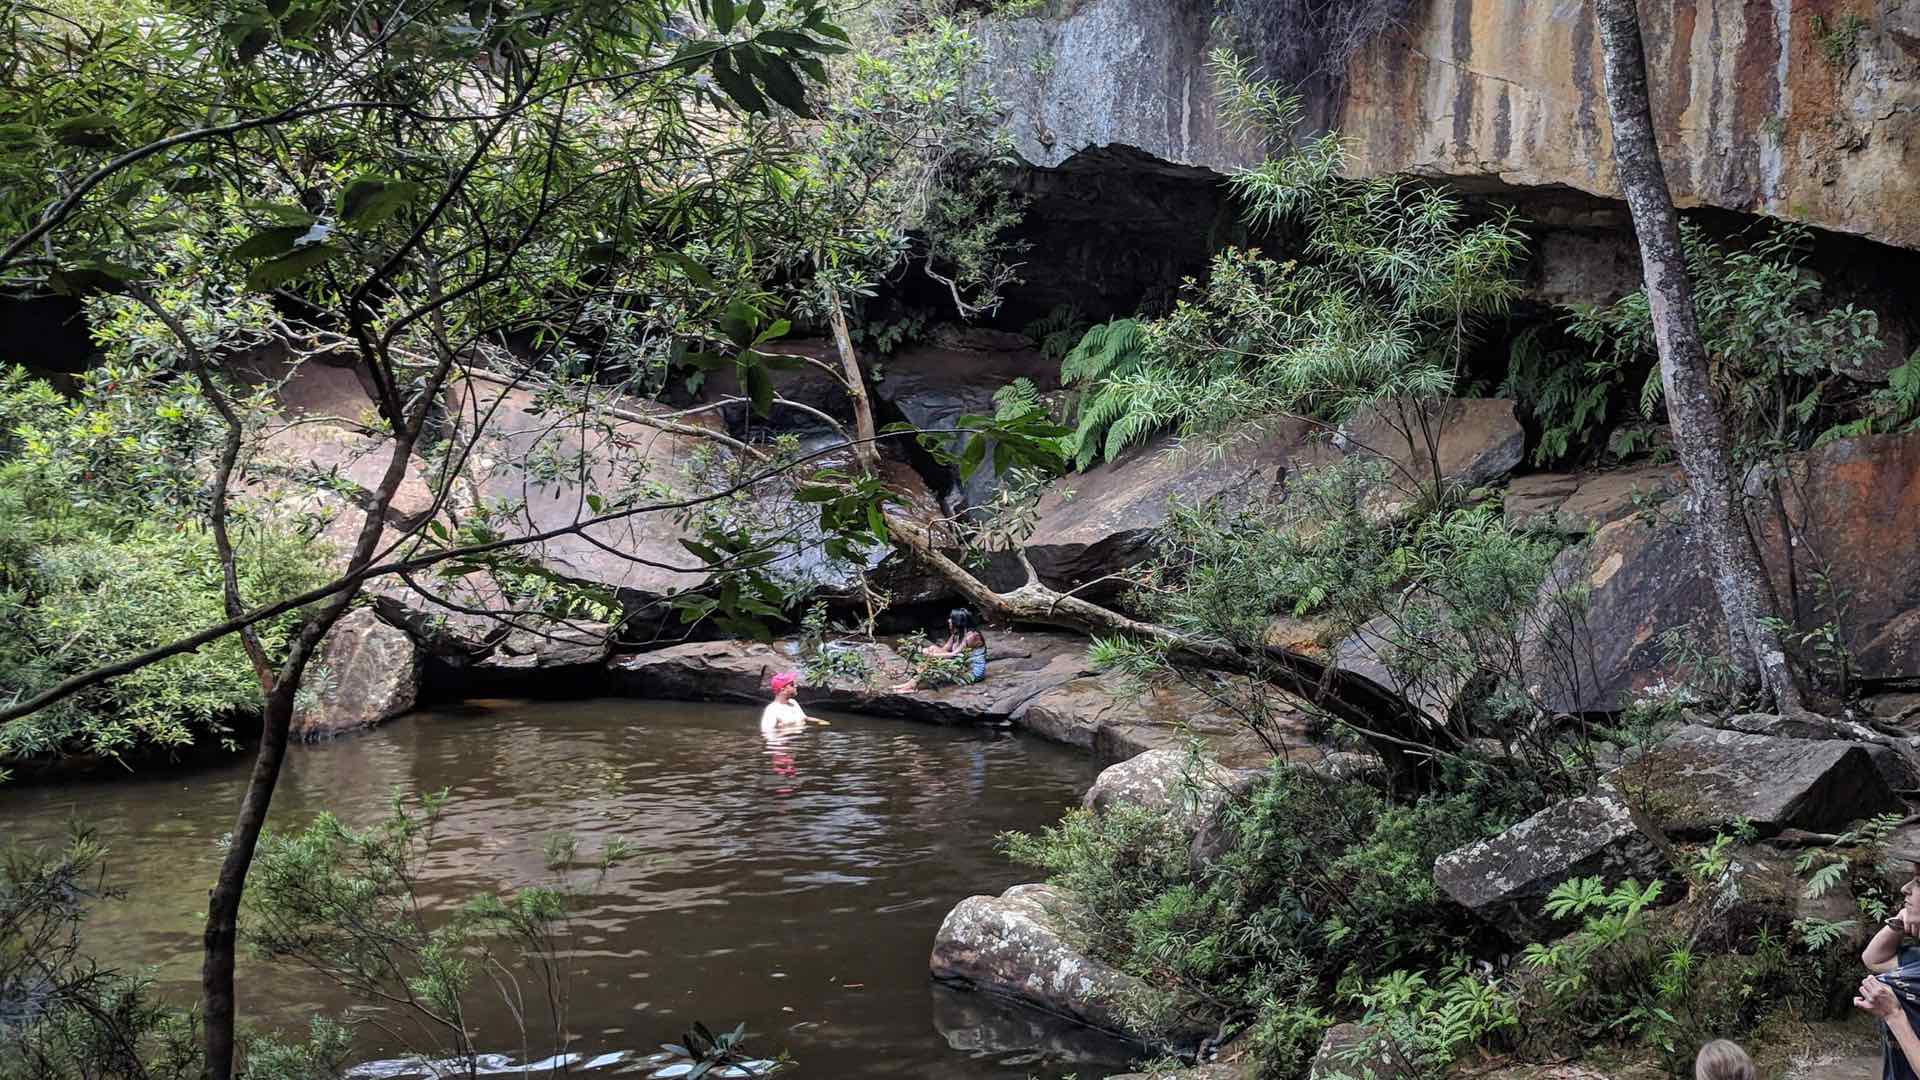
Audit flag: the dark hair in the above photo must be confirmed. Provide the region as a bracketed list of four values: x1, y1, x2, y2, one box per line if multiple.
[947, 609, 977, 632]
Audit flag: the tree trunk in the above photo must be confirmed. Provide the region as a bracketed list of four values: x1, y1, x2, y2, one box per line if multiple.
[1590, 0, 1803, 711]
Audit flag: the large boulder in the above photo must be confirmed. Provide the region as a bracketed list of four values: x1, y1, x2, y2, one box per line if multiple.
[229, 350, 437, 570]
[291, 608, 421, 741]
[1607, 725, 1901, 839]
[1025, 400, 1524, 594]
[1081, 747, 1237, 831]
[1433, 791, 1671, 939]
[1018, 674, 1286, 765]
[1520, 514, 1723, 715]
[447, 379, 715, 607]
[929, 883, 1204, 1045]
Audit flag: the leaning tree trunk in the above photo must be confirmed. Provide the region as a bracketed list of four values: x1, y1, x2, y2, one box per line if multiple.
[1590, 0, 1803, 711]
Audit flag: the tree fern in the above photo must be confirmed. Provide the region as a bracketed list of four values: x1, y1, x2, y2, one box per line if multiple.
[1060, 318, 1150, 469]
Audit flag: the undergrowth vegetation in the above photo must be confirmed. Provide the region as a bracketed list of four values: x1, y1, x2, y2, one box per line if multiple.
[0, 366, 325, 766]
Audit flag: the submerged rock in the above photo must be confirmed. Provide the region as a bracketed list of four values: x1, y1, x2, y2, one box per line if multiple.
[929, 883, 1204, 1047]
[1433, 791, 1671, 939]
[292, 608, 420, 741]
[1607, 725, 1900, 838]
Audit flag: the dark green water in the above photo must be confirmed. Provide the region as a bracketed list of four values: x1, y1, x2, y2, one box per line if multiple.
[0, 698, 1138, 1078]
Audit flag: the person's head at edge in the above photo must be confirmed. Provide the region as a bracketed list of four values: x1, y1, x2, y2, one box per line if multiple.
[770, 670, 798, 701]
[1693, 1040, 1754, 1080]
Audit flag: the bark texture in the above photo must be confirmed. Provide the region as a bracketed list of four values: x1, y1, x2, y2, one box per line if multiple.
[1589, 0, 1802, 710]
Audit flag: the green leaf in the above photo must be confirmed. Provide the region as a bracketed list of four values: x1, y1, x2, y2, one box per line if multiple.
[757, 29, 847, 55]
[719, 298, 760, 349]
[735, 48, 813, 118]
[712, 0, 736, 34]
[338, 176, 423, 228]
[0, 123, 38, 148]
[751, 318, 791, 346]
[744, 0, 766, 23]
[243, 243, 342, 291]
[242, 200, 318, 226]
[958, 435, 988, 480]
[709, 51, 765, 114]
[51, 114, 117, 148]
[233, 225, 309, 259]
[49, 260, 139, 296]
[742, 360, 773, 418]
[663, 40, 717, 74]
[659, 250, 716, 288]
[866, 503, 888, 539]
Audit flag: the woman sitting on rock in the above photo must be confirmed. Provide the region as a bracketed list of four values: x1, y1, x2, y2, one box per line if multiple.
[891, 609, 987, 692]
[1860, 867, 1920, 1079]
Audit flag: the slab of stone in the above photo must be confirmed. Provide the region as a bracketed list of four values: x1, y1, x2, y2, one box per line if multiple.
[1024, 400, 1523, 595]
[1607, 725, 1901, 838]
[291, 608, 420, 741]
[1434, 791, 1670, 939]
[1504, 465, 1684, 535]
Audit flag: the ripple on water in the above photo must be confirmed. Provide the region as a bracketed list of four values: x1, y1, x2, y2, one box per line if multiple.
[0, 698, 1106, 1080]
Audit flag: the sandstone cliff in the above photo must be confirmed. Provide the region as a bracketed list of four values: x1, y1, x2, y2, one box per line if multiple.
[982, 0, 1920, 252]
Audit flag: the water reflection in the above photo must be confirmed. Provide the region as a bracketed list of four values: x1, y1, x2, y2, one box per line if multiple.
[0, 699, 1110, 1079]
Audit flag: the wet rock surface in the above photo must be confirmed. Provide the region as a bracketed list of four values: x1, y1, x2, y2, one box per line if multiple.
[1607, 725, 1901, 838]
[291, 608, 421, 741]
[608, 631, 1289, 763]
[1433, 791, 1671, 939]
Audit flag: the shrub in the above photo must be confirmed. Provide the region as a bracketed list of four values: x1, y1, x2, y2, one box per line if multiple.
[0, 366, 327, 764]
[1001, 762, 1520, 1075]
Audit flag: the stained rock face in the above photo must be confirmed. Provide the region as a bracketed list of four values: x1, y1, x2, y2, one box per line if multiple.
[929, 883, 1204, 1045]
[1521, 513, 1726, 715]
[982, 0, 1920, 254]
[1433, 791, 1671, 939]
[291, 608, 421, 741]
[1607, 725, 1900, 838]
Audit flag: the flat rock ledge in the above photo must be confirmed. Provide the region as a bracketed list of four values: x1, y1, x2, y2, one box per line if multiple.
[929, 883, 1207, 1049]
[609, 631, 1283, 765]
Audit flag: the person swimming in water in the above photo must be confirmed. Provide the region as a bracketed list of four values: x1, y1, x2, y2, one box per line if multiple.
[891, 609, 987, 692]
[760, 670, 825, 732]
